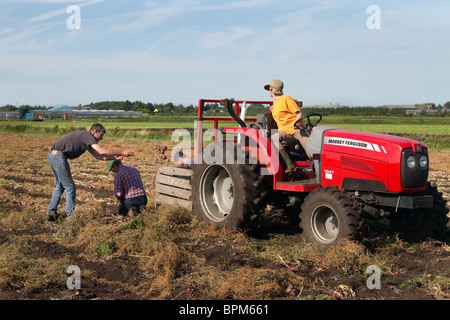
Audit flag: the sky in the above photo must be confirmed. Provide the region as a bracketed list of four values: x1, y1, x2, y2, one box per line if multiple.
[1, 0, 449, 107]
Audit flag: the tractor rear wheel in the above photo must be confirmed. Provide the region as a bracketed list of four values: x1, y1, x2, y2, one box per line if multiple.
[191, 145, 266, 230]
[299, 187, 361, 246]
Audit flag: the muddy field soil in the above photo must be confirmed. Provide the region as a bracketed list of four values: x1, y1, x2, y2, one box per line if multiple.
[0, 133, 449, 301]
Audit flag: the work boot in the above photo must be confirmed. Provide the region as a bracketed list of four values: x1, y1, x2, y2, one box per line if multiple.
[47, 212, 61, 222]
[279, 149, 295, 173]
[127, 206, 138, 218]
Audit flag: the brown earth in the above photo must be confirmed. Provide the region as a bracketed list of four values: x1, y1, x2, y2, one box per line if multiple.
[0, 133, 449, 302]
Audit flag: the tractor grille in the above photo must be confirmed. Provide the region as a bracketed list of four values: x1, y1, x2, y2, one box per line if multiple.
[400, 148, 429, 188]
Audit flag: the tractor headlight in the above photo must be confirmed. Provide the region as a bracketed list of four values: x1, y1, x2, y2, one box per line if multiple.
[407, 156, 416, 168]
[419, 155, 428, 168]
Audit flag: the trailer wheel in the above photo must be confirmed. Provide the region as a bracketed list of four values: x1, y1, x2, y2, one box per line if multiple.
[390, 183, 449, 241]
[191, 145, 267, 230]
[300, 187, 361, 246]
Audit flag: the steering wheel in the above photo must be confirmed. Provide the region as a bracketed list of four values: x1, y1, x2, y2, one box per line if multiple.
[293, 113, 323, 134]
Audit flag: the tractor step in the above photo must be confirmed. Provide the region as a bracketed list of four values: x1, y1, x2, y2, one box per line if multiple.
[275, 178, 320, 192]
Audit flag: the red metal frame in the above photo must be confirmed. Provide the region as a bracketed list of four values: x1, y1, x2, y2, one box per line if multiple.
[197, 98, 273, 128]
[195, 99, 273, 163]
[195, 99, 320, 192]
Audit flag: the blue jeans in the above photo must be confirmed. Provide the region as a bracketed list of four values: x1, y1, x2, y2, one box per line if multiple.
[118, 195, 147, 215]
[47, 150, 76, 217]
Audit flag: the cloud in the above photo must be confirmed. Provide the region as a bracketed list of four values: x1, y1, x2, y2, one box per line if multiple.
[1, 0, 88, 3]
[200, 26, 254, 49]
[0, 22, 60, 47]
[195, 0, 274, 11]
[26, 7, 67, 23]
[0, 28, 14, 36]
[0, 49, 222, 78]
[105, 0, 274, 34]
[2, 0, 275, 49]
[1, 0, 449, 106]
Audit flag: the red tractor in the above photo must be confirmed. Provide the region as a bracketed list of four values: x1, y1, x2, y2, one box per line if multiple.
[190, 99, 448, 246]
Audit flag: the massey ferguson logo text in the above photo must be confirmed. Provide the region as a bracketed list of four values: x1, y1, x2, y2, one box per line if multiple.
[327, 138, 369, 148]
[324, 137, 387, 153]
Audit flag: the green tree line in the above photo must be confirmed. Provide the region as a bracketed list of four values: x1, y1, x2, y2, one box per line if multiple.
[1, 100, 449, 117]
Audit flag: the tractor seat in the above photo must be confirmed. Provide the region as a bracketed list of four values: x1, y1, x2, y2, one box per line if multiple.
[254, 113, 309, 161]
[280, 135, 309, 161]
[280, 135, 300, 150]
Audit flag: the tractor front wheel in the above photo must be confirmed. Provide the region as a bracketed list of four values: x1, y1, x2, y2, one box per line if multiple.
[300, 187, 361, 247]
[389, 183, 449, 241]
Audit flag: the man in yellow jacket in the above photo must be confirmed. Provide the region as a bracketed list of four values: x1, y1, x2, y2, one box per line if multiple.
[265, 79, 310, 173]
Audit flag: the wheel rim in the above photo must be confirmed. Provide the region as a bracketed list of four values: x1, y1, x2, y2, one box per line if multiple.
[310, 205, 339, 244]
[200, 165, 234, 222]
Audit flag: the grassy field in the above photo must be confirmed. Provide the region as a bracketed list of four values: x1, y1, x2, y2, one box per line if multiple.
[3, 114, 450, 130]
[0, 134, 449, 301]
[2, 114, 449, 148]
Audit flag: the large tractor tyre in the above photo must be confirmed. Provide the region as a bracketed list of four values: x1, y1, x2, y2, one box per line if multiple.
[191, 145, 267, 231]
[299, 187, 361, 247]
[389, 183, 449, 241]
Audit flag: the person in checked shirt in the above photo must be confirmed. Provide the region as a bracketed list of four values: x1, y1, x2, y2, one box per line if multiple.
[108, 160, 147, 217]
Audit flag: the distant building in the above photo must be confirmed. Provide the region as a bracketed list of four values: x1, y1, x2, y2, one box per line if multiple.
[49, 106, 75, 112]
[383, 105, 419, 115]
[319, 103, 341, 108]
[383, 104, 443, 115]
[0, 111, 20, 120]
[31, 107, 143, 119]
[417, 104, 436, 111]
[72, 106, 92, 111]
[382, 105, 415, 109]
